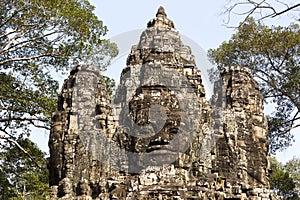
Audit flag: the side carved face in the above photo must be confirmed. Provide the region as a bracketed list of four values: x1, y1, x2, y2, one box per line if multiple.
[227, 73, 250, 107]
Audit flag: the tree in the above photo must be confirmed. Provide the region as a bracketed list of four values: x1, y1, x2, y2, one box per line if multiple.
[223, 0, 300, 25]
[269, 157, 299, 199]
[0, 138, 49, 199]
[0, 0, 118, 198]
[103, 75, 116, 97]
[208, 18, 300, 153]
[0, 0, 118, 159]
[285, 157, 300, 194]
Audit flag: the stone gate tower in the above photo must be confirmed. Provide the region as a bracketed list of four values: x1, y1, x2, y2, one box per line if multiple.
[48, 6, 274, 200]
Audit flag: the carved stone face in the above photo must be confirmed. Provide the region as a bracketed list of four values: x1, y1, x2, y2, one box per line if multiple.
[126, 86, 180, 153]
[226, 73, 250, 107]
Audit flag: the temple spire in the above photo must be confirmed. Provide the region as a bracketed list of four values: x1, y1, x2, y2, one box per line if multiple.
[147, 6, 174, 29]
[156, 6, 167, 18]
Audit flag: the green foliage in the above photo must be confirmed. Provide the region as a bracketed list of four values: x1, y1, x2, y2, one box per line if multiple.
[0, 0, 118, 198]
[269, 157, 299, 199]
[208, 18, 300, 154]
[216, 176, 223, 183]
[285, 157, 300, 194]
[0, 138, 49, 200]
[102, 75, 116, 97]
[0, 0, 118, 140]
[0, 0, 118, 138]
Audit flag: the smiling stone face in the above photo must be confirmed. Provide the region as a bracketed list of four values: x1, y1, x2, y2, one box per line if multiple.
[128, 86, 181, 153]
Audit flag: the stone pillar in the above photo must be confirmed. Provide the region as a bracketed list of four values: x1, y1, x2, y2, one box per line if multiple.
[212, 66, 269, 187]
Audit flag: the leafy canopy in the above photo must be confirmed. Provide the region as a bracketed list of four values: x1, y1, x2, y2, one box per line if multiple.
[0, 138, 49, 199]
[0, 0, 118, 198]
[208, 18, 300, 154]
[0, 0, 117, 141]
[269, 157, 299, 199]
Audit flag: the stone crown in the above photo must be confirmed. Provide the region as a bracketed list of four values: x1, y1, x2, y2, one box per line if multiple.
[147, 6, 175, 29]
[156, 6, 167, 17]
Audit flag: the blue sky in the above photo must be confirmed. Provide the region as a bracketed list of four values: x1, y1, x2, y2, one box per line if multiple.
[31, 0, 299, 163]
[90, 0, 235, 51]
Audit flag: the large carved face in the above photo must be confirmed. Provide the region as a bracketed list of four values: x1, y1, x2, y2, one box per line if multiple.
[226, 73, 250, 107]
[123, 85, 181, 153]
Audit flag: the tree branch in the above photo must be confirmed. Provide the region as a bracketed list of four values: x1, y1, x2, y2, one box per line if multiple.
[0, 30, 64, 57]
[0, 6, 25, 28]
[223, 0, 300, 26]
[279, 124, 300, 135]
[272, 3, 300, 18]
[255, 69, 300, 110]
[0, 135, 43, 169]
[0, 105, 43, 116]
[0, 54, 55, 65]
[0, 116, 49, 123]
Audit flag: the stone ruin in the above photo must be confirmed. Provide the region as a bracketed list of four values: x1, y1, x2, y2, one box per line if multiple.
[48, 6, 275, 200]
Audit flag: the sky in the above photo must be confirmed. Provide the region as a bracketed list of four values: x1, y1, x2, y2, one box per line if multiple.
[31, 0, 299, 163]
